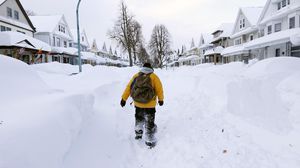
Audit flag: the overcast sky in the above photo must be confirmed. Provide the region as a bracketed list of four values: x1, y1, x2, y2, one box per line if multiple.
[20, 0, 266, 50]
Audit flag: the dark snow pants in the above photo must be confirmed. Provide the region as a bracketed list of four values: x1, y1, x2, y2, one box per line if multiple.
[135, 107, 157, 142]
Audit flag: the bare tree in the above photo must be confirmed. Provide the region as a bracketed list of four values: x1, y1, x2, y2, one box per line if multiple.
[148, 24, 172, 68]
[129, 20, 144, 64]
[108, 1, 134, 66]
[137, 44, 150, 64]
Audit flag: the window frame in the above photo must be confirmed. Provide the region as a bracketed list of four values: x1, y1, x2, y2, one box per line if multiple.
[289, 16, 296, 29]
[267, 25, 272, 35]
[14, 10, 19, 20]
[275, 23, 282, 32]
[56, 37, 61, 47]
[7, 7, 12, 18]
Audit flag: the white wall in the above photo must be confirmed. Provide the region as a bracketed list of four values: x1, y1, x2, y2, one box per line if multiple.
[0, 0, 34, 36]
[0, 21, 33, 36]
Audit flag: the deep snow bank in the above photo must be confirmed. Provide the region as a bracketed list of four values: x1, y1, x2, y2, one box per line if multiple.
[0, 55, 95, 168]
[228, 57, 300, 134]
[0, 55, 49, 104]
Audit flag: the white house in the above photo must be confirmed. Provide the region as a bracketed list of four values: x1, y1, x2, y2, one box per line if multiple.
[222, 7, 263, 63]
[29, 15, 78, 64]
[71, 28, 90, 52]
[204, 23, 234, 64]
[0, 0, 35, 36]
[0, 0, 52, 64]
[199, 34, 213, 63]
[245, 0, 300, 58]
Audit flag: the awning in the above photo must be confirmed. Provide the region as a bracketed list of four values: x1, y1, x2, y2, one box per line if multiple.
[245, 28, 300, 50]
[221, 45, 248, 57]
[0, 31, 51, 52]
[51, 47, 78, 56]
[178, 55, 200, 62]
[81, 52, 97, 61]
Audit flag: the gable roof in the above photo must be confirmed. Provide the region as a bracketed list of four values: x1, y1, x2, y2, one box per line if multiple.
[0, 31, 51, 51]
[257, 0, 272, 24]
[0, 0, 36, 32]
[29, 15, 62, 33]
[211, 23, 234, 43]
[70, 28, 90, 47]
[241, 7, 263, 25]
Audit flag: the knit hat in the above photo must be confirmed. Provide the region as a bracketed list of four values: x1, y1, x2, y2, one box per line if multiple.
[143, 63, 153, 70]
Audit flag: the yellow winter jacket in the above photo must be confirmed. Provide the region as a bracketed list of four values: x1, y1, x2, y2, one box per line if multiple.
[122, 72, 164, 108]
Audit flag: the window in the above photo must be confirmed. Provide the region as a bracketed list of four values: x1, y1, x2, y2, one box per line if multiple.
[82, 36, 84, 42]
[278, 3, 281, 10]
[282, 0, 287, 7]
[14, 11, 19, 20]
[267, 25, 272, 34]
[7, 7, 12, 17]
[276, 48, 281, 57]
[56, 37, 61, 47]
[275, 23, 282, 32]
[239, 18, 246, 29]
[6, 27, 11, 31]
[52, 37, 56, 46]
[64, 41, 67, 48]
[278, 0, 290, 10]
[59, 25, 66, 33]
[289, 17, 295, 29]
[234, 38, 242, 45]
[249, 34, 254, 41]
[1, 26, 5, 31]
[69, 43, 72, 47]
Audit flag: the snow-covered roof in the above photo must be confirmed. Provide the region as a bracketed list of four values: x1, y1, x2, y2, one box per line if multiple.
[178, 55, 200, 62]
[0, 16, 33, 31]
[211, 23, 234, 43]
[199, 43, 213, 49]
[0, 31, 51, 51]
[245, 28, 300, 50]
[259, 0, 300, 25]
[241, 7, 263, 25]
[81, 52, 97, 61]
[51, 47, 78, 55]
[230, 27, 257, 39]
[221, 45, 248, 57]
[29, 15, 62, 33]
[204, 46, 224, 56]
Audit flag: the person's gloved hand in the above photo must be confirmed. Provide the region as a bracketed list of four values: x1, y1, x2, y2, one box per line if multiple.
[120, 99, 126, 107]
[158, 101, 164, 106]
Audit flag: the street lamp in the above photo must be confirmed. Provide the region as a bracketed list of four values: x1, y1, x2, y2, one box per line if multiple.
[76, 0, 82, 73]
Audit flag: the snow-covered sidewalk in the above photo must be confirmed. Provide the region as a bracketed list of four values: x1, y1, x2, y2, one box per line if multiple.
[1, 55, 300, 168]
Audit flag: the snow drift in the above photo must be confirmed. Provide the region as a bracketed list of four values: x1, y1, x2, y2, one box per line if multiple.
[1, 55, 300, 168]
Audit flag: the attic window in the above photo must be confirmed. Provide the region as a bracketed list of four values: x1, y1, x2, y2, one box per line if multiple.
[14, 11, 19, 20]
[277, 0, 290, 10]
[239, 19, 245, 30]
[7, 7, 12, 18]
[59, 25, 66, 33]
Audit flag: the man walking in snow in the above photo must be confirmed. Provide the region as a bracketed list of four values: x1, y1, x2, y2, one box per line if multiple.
[120, 63, 164, 148]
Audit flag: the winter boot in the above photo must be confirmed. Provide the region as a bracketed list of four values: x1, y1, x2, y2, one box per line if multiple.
[135, 130, 143, 140]
[145, 141, 156, 148]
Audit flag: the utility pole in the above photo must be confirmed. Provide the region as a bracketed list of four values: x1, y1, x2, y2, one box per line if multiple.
[76, 0, 82, 73]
